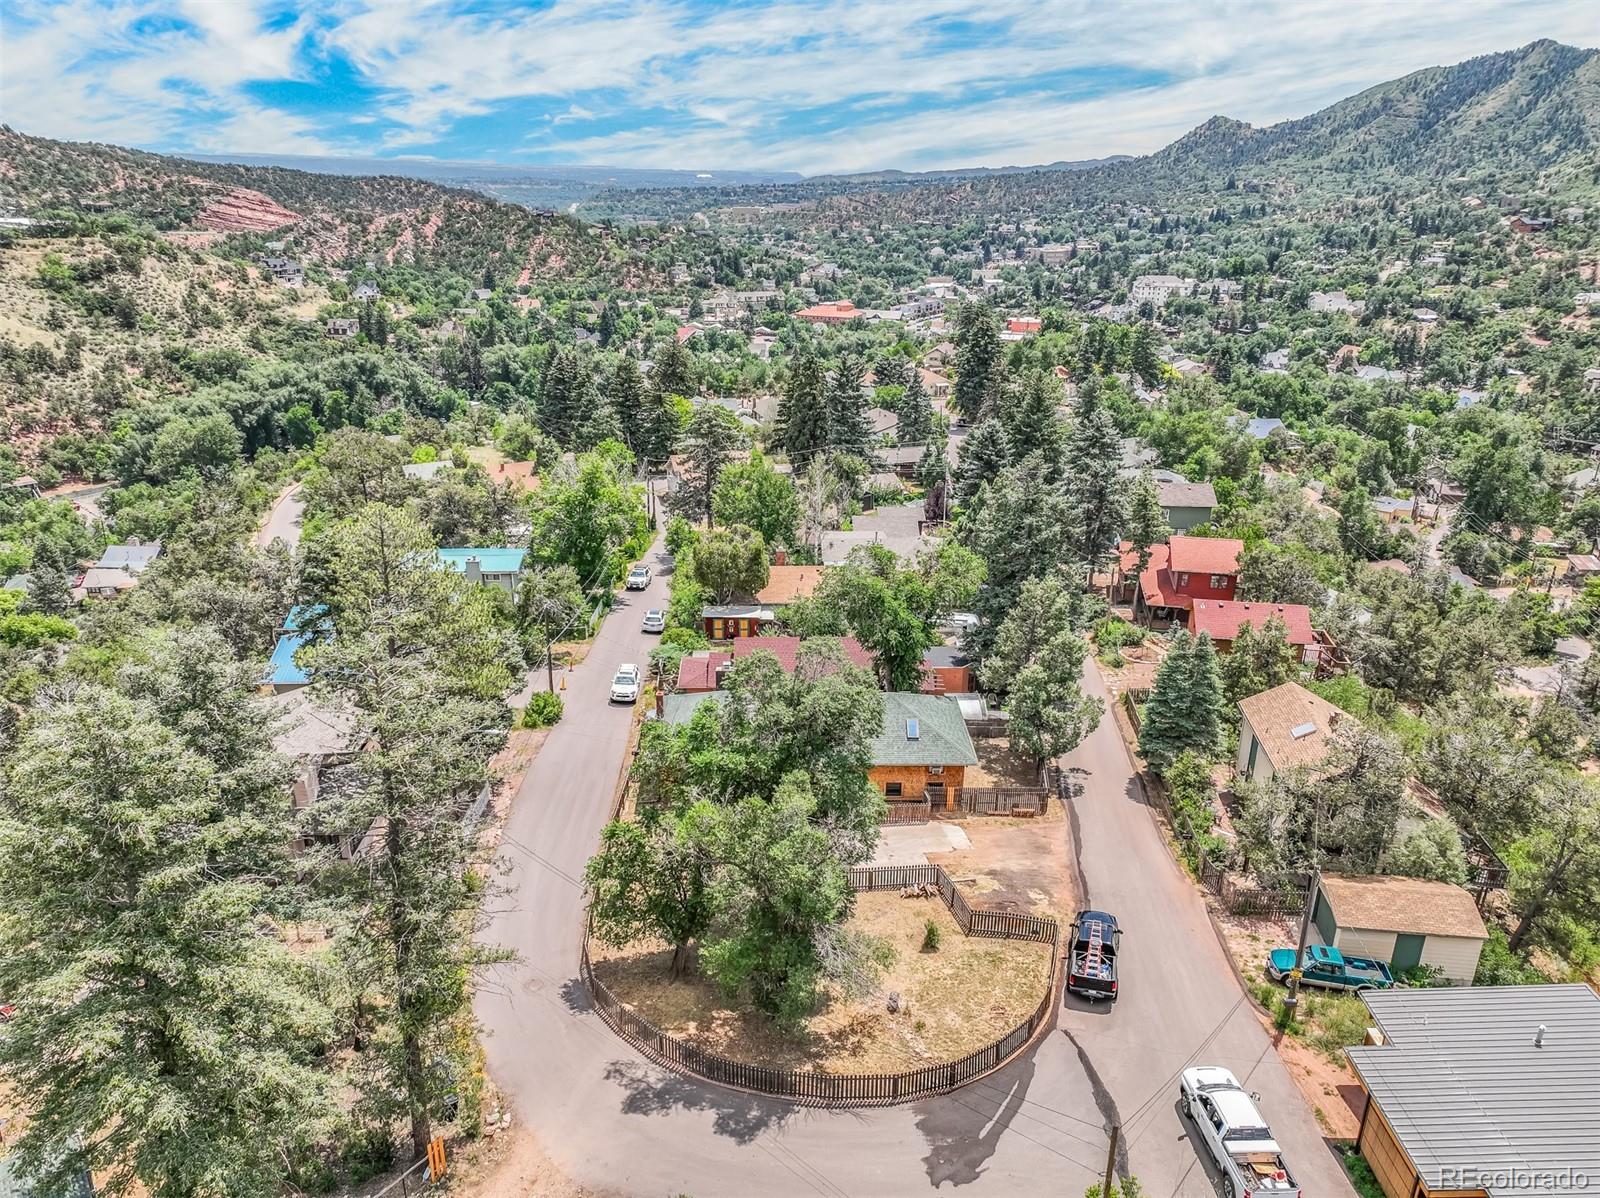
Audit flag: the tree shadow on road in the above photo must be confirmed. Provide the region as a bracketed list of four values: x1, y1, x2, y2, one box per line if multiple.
[912, 1053, 1038, 1187]
[600, 1058, 796, 1144]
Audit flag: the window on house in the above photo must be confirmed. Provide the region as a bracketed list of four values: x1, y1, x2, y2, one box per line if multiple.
[1177, 572, 1190, 587]
[1210, 573, 1228, 589]
[885, 782, 904, 797]
[928, 765, 944, 775]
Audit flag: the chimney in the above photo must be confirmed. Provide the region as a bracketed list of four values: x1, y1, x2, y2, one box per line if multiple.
[465, 556, 483, 584]
[774, 547, 788, 566]
[127, 535, 142, 547]
[1535, 1024, 1547, 1048]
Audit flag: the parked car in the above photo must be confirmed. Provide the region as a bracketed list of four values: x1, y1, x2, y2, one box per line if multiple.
[1179, 1066, 1301, 1198]
[1066, 910, 1121, 1000]
[609, 663, 641, 704]
[641, 609, 666, 633]
[625, 565, 651, 590]
[1266, 943, 1395, 992]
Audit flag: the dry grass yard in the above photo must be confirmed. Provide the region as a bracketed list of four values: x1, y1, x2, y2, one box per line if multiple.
[590, 889, 1054, 1074]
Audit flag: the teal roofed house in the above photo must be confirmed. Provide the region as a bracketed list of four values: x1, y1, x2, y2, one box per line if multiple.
[267, 605, 331, 694]
[436, 547, 528, 594]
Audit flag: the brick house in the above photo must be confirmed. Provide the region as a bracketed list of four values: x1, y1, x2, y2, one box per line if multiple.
[920, 645, 974, 694]
[1117, 535, 1244, 625]
[868, 693, 978, 810]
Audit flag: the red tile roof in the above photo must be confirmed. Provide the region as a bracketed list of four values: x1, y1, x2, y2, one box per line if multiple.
[1191, 599, 1316, 645]
[1167, 535, 1244, 576]
[675, 651, 732, 692]
[1007, 317, 1041, 333]
[731, 635, 873, 673]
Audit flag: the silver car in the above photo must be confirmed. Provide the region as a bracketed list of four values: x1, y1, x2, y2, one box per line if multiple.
[641, 609, 666, 633]
[625, 565, 651, 590]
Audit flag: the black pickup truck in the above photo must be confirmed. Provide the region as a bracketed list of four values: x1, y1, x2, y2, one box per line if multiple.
[1067, 910, 1121, 1001]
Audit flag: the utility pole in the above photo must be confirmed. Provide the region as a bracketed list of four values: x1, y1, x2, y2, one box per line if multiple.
[1283, 865, 1321, 1023]
[1101, 1124, 1120, 1198]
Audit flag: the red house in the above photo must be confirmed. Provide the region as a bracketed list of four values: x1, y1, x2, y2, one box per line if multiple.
[1189, 599, 1323, 664]
[1119, 535, 1244, 625]
[1006, 317, 1042, 335]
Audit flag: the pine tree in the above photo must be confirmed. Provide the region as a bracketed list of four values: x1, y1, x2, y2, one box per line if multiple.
[897, 368, 933, 446]
[777, 350, 830, 462]
[1129, 322, 1161, 386]
[539, 348, 589, 446]
[953, 301, 1004, 423]
[1003, 368, 1065, 474]
[1139, 632, 1225, 772]
[0, 685, 330, 1198]
[874, 353, 911, 390]
[22, 564, 72, 616]
[676, 404, 746, 527]
[649, 337, 695, 403]
[954, 416, 1013, 508]
[827, 353, 873, 457]
[608, 357, 647, 455]
[1125, 470, 1171, 578]
[1063, 404, 1127, 586]
[577, 398, 626, 451]
[306, 506, 521, 1158]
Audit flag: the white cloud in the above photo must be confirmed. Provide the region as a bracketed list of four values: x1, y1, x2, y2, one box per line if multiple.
[2, 0, 1595, 172]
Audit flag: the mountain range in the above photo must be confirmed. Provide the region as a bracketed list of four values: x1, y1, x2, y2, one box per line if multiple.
[2, 39, 1597, 241]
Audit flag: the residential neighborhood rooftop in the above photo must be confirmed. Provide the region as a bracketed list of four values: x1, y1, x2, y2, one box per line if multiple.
[869, 693, 978, 768]
[1347, 985, 1600, 1197]
[1319, 872, 1488, 940]
[1236, 681, 1343, 773]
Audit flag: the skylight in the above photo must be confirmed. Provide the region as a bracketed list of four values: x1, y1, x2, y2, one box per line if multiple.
[1290, 722, 1318, 739]
[906, 718, 920, 740]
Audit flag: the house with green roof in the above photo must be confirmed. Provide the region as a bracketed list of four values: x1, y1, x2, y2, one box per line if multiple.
[868, 693, 978, 810]
[435, 547, 528, 594]
[658, 690, 977, 809]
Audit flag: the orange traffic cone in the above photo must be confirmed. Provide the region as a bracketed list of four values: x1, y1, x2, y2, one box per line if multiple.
[559, 674, 567, 691]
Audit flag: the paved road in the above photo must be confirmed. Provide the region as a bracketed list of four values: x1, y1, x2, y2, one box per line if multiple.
[257, 482, 304, 549]
[477, 569, 1356, 1197]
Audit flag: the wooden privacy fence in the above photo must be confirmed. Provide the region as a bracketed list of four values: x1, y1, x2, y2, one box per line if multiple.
[957, 787, 1049, 816]
[581, 863, 1060, 1107]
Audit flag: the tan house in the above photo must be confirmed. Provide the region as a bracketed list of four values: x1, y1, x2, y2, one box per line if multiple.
[1347, 984, 1600, 1198]
[1311, 873, 1488, 984]
[1235, 681, 1342, 784]
[868, 693, 978, 810]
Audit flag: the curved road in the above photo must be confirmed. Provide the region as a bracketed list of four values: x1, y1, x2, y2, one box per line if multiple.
[476, 539, 1356, 1197]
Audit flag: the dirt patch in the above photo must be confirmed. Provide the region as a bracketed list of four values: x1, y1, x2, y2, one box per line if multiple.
[591, 890, 1053, 1074]
[432, 1123, 620, 1198]
[1213, 910, 1365, 1140]
[964, 737, 1043, 788]
[927, 813, 1073, 918]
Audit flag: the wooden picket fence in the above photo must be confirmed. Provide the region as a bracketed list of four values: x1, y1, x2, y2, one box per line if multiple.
[882, 799, 933, 824]
[581, 863, 1060, 1106]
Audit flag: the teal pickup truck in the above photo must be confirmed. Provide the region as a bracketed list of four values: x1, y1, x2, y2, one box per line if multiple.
[1266, 944, 1395, 992]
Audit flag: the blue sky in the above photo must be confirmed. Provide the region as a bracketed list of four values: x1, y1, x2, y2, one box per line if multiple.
[2, 0, 1596, 175]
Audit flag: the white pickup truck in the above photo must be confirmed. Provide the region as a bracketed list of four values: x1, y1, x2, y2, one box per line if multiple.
[1178, 1066, 1301, 1198]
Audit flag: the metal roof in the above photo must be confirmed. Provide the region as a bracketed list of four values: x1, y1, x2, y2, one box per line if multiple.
[1347, 985, 1600, 1197]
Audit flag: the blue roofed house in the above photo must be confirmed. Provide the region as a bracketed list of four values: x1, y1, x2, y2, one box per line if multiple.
[436, 547, 528, 594]
[267, 605, 330, 695]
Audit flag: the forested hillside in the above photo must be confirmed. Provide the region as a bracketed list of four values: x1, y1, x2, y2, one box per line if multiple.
[583, 40, 1600, 223]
